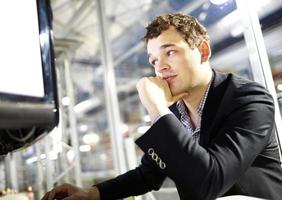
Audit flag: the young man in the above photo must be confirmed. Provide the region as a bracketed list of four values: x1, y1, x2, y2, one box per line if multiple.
[42, 13, 282, 200]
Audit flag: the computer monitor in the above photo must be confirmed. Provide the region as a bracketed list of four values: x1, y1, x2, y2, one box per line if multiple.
[0, 0, 58, 154]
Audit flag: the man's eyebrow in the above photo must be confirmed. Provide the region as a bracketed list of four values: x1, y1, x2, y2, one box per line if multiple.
[147, 43, 176, 59]
[160, 43, 175, 49]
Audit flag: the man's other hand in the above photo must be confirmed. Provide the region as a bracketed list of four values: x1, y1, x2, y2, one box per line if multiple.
[41, 183, 100, 200]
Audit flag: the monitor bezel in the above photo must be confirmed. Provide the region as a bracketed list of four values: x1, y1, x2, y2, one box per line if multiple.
[0, 0, 58, 129]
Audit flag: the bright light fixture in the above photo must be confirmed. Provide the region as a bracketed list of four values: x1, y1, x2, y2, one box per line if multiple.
[277, 84, 282, 91]
[210, 0, 228, 5]
[79, 124, 88, 132]
[26, 157, 38, 164]
[120, 123, 129, 134]
[79, 144, 91, 152]
[62, 97, 70, 106]
[100, 153, 107, 161]
[230, 25, 244, 37]
[82, 133, 100, 145]
[143, 115, 151, 122]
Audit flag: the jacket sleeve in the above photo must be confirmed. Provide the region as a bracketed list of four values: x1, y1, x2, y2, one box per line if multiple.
[135, 82, 275, 199]
[95, 152, 166, 200]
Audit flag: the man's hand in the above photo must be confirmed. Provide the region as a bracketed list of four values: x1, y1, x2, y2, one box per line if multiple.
[136, 76, 188, 121]
[41, 183, 100, 200]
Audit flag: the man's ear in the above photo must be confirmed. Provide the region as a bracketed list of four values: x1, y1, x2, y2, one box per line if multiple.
[199, 40, 211, 63]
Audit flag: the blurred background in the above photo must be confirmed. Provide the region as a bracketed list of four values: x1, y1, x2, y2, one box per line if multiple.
[1, 0, 282, 199]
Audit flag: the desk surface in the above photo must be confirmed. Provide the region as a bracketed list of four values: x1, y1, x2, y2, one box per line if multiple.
[0, 193, 29, 200]
[217, 195, 266, 200]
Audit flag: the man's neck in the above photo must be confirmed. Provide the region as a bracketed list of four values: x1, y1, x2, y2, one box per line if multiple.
[182, 67, 212, 123]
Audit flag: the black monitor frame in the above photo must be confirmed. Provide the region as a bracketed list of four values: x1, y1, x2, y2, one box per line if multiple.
[0, 0, 58, 130]
[0, 0, 58, 154]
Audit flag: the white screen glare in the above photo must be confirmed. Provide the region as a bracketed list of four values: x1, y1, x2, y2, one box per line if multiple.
[0, 0, 45, 97]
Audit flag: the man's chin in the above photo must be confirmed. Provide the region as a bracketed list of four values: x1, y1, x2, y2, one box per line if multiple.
[171, 90, 183, 98]
[171, 88, 188, 100]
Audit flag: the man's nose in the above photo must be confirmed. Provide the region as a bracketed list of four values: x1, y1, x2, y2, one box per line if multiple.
[155, 58, 169, 72]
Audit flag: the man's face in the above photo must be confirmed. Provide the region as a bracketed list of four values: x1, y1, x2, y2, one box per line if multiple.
[147, 26, 203, 96]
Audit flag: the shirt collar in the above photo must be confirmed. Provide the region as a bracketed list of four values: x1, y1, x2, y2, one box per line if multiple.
[177, 79, 212, 117]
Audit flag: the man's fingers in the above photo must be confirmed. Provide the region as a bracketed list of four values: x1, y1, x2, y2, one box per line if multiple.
[41, 191, 49, 200]
[40, 190, 54, 200]
[46, 188, 59, 200]
[41, 184, 71, 200]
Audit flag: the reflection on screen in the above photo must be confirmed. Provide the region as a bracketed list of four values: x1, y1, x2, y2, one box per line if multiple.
[0, 0, 44, 97]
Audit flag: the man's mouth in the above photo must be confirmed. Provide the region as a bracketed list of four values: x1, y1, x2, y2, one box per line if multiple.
[163, 75, 177, 82]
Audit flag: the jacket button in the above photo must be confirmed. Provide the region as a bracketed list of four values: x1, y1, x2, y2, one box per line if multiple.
[159, 161, 166, 169]
[148, 148, 154, 155]
[152, 153, 158, 161]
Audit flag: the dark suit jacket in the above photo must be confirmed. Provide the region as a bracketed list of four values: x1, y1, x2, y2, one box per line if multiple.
[96, 71, 282, 200]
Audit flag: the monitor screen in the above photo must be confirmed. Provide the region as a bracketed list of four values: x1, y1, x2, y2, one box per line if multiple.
[0, 0, 45, 97]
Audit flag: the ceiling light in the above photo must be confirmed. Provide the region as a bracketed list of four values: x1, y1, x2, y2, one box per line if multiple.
[199, 12, 207, 21]
[277, 84, 282, 91]
[143, 115, 151, 122]
[203, 2, 211, 10]
[230, 25, 244, 37]
[26, 156, 37, 164]
[79, 124, 88, 132]
[82, 133, 100, 145]
[100, 153, 107, 161]
[79, 145, 91, 152]
[62, 97, 70, 106]
[209, 0, 229, 5]
[120, 123, 129, 134]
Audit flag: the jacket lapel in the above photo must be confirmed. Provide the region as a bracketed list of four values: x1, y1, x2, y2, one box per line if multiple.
[169, 70, 229, 146]
[169, 103, 181, 119]
[200, 70, 229, 146]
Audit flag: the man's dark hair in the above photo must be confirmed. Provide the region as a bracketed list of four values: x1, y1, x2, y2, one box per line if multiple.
[143, 13, 209, 49]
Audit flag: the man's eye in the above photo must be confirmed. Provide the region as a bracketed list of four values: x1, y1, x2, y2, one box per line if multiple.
[151, 60, 157, 66]
[167, 50, 175, 56]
